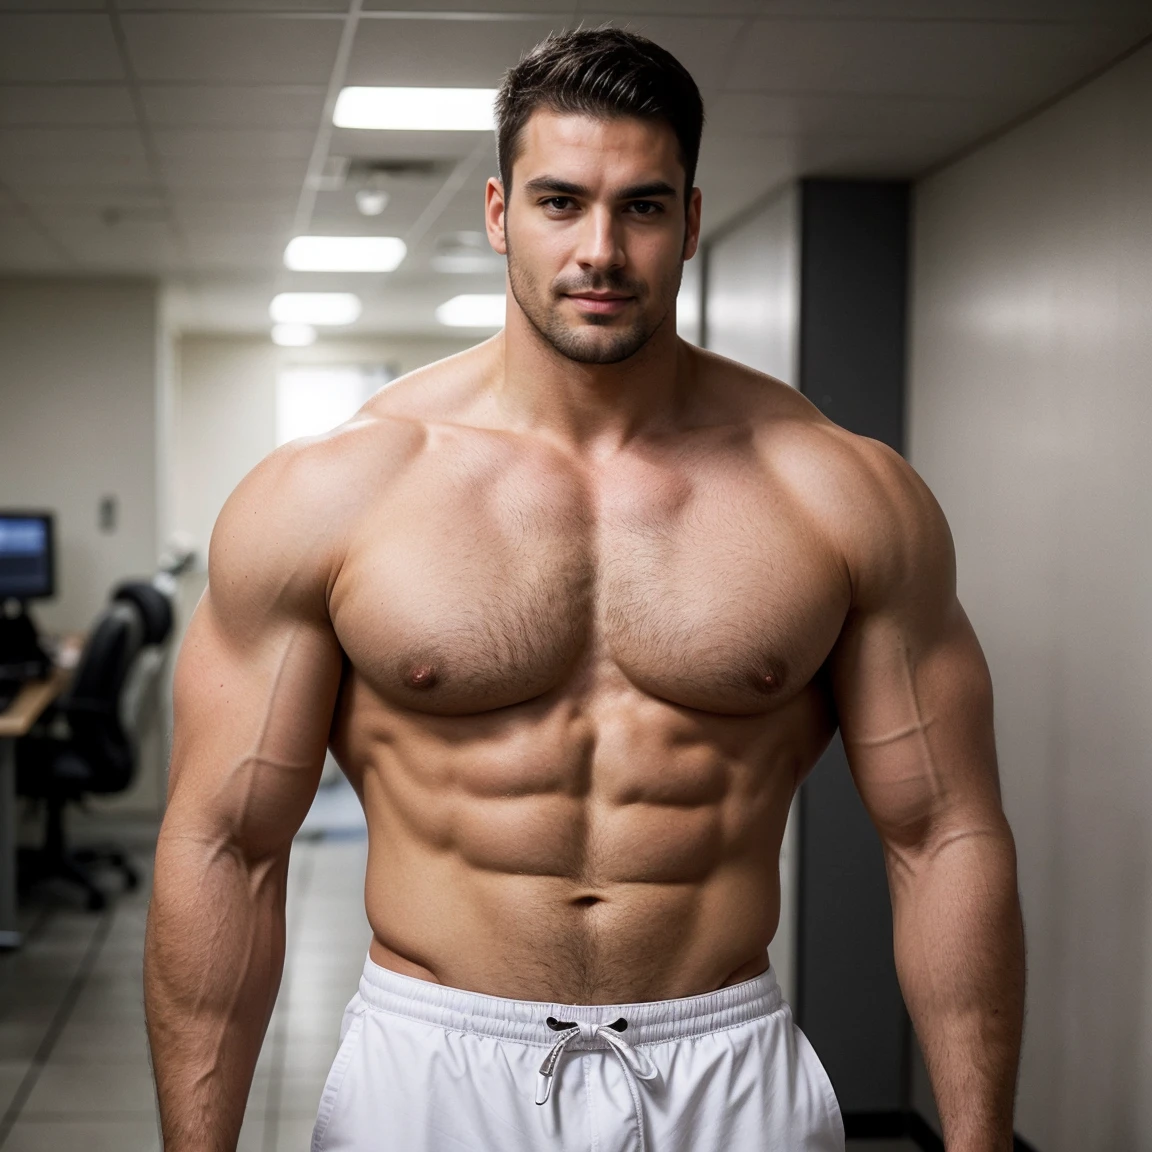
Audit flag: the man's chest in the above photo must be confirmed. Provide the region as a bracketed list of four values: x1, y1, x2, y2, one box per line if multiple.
[329, 440, 850, 716]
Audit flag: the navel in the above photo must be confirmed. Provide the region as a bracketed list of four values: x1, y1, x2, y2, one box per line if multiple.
[407, 664, 439, 690]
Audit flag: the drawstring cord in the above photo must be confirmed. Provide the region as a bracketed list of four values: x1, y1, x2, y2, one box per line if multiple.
[535, 1015, 659, 1149]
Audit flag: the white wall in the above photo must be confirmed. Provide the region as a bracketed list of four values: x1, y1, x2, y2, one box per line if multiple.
[172, 332, 476, 569]
[676, 253, 703, 345]
[909, 42, 1152, 1152]
[0, 277, 170, 814]
[0, 278, 161, 632]
[702, 185, 802, 1007]
[173, 336, 279, 572]
[704, 185, 799, 384]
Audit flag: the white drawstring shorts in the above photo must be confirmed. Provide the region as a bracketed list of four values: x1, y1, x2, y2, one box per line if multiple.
[310, 955, 845, 1152]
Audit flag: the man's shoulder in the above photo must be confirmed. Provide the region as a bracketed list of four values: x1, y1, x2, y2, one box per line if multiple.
[770, 419, 953, 610]
[693, 346, 911, 496]
[207, 402, 432, 624]
[694, 348, 950, 601]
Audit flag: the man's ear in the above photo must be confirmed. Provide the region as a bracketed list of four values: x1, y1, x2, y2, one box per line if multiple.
[485, 177, 508, 256]
[682, 186, 702, 262]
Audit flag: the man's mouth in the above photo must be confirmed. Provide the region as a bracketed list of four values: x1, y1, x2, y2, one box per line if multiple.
[564, 292, 634, 314]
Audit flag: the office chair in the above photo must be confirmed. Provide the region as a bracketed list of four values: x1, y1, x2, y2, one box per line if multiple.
[16, 582, 171, 911]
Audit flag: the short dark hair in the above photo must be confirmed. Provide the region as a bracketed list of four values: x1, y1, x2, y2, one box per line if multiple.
[495, 28, 705, 198]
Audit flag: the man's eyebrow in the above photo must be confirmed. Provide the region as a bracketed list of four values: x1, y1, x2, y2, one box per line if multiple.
[522, 177, 590, 197]
[617, 180, 678, 201]
[521, 177, 679, 200]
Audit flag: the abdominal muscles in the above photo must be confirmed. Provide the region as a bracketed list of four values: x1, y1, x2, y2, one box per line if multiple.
[334, 671, 832, 1003]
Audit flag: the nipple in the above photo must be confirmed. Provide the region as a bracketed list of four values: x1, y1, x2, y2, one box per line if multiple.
[407, 665, 438, 690]
[750, 668, 782, 695]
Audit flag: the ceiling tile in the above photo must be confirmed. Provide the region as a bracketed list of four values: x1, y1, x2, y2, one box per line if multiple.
[166, 187, 300, 213]
[0, 125, 145, 159]
[694, 134, 797, 231]
[581, 14, 746, 90]
[0, 1, 103, 10]
[50, 215, 182, 270]
[11, 184, 165, 212]
[123, 0, 348, 9]
[344, 16, 561, 87]
[140, 84, 327, 128]
[0, 85, 136, 126]
[309, 179, 451, 233]
[172, 228, 288, 269]
[706, 91, 1006, 143]
[794, 131, 973, 177]
[725, 18, 1144, 101]
[0, 14, 123, 82]
[0, 214, 75, 271]
[153, 127, 316, 161]
[0, 129, 152, 192]
[363, 0, 573, 9]
[574, 0, 761, 12]
[724, 0, 1151, 18]
[120, 13, 343, 83]
[157, 154, 310, 189]
[174, 202, 295, 229]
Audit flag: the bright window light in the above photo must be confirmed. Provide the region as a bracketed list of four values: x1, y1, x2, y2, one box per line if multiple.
[276, 365, 393, 446]
[271, 323, 317, 347]
[284, 236, 406, 272]
[269, 293, 361, 326]
[333, 87, 498, 132]
[435, 294, 506, 328]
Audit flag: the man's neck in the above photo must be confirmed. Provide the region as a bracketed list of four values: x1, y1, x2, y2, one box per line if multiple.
[492, 302, 691, 456]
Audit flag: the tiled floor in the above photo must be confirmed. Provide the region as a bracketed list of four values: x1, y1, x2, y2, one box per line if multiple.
[0, 822, 371, 1152]
[0, 801, 917, 1152]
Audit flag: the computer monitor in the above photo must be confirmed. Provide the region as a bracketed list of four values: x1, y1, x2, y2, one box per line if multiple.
[0, 512, 55, 602]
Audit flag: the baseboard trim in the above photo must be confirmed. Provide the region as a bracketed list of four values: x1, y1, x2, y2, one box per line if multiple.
[842, 1110, 1038, 1151]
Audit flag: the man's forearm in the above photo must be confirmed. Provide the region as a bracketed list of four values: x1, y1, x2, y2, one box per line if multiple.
[889, 821, 1025, 1152]
[144, 825, 289, 1152]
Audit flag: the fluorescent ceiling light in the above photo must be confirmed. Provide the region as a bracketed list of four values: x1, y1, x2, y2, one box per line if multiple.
[435, 294, 505, 329]
[334, 87, 498, 132]
[284, 235, 406, 273]
[271, 323, 317, 347]
[270, 293, 362, 326]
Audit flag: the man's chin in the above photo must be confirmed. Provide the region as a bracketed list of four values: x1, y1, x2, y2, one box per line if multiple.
[552, 331, 648, 365]
[538, 319, 653, 365]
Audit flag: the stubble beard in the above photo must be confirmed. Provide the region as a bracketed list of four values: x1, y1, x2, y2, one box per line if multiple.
[506, 237, 681, 366]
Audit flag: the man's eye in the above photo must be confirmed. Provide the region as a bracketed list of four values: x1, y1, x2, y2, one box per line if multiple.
[629, 201, 663, 215]
[543, 197, 573, 211]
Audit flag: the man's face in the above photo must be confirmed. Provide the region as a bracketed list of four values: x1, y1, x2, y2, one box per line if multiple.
[486, 110, 701, 365]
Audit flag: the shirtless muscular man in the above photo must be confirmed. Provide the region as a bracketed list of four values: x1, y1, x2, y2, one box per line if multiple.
[145, 28, 1025, 1152]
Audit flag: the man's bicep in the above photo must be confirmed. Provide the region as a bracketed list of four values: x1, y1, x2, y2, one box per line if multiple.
[166, 450, 346, 860]
[831, 595, 1001, 859]
[167, 591, 343, 860]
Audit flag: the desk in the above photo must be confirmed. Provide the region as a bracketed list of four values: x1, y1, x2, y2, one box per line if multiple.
[0, 667, 69, 948]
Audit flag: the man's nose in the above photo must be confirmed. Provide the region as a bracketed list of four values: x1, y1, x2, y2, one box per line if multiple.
[574, 206, 625, 272]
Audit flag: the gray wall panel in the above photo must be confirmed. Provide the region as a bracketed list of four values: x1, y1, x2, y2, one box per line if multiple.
[795, 179, 911, 1114]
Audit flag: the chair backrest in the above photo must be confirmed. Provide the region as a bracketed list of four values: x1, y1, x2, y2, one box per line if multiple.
[59, 600, 146, 793]
[112, 580, 174, 647]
